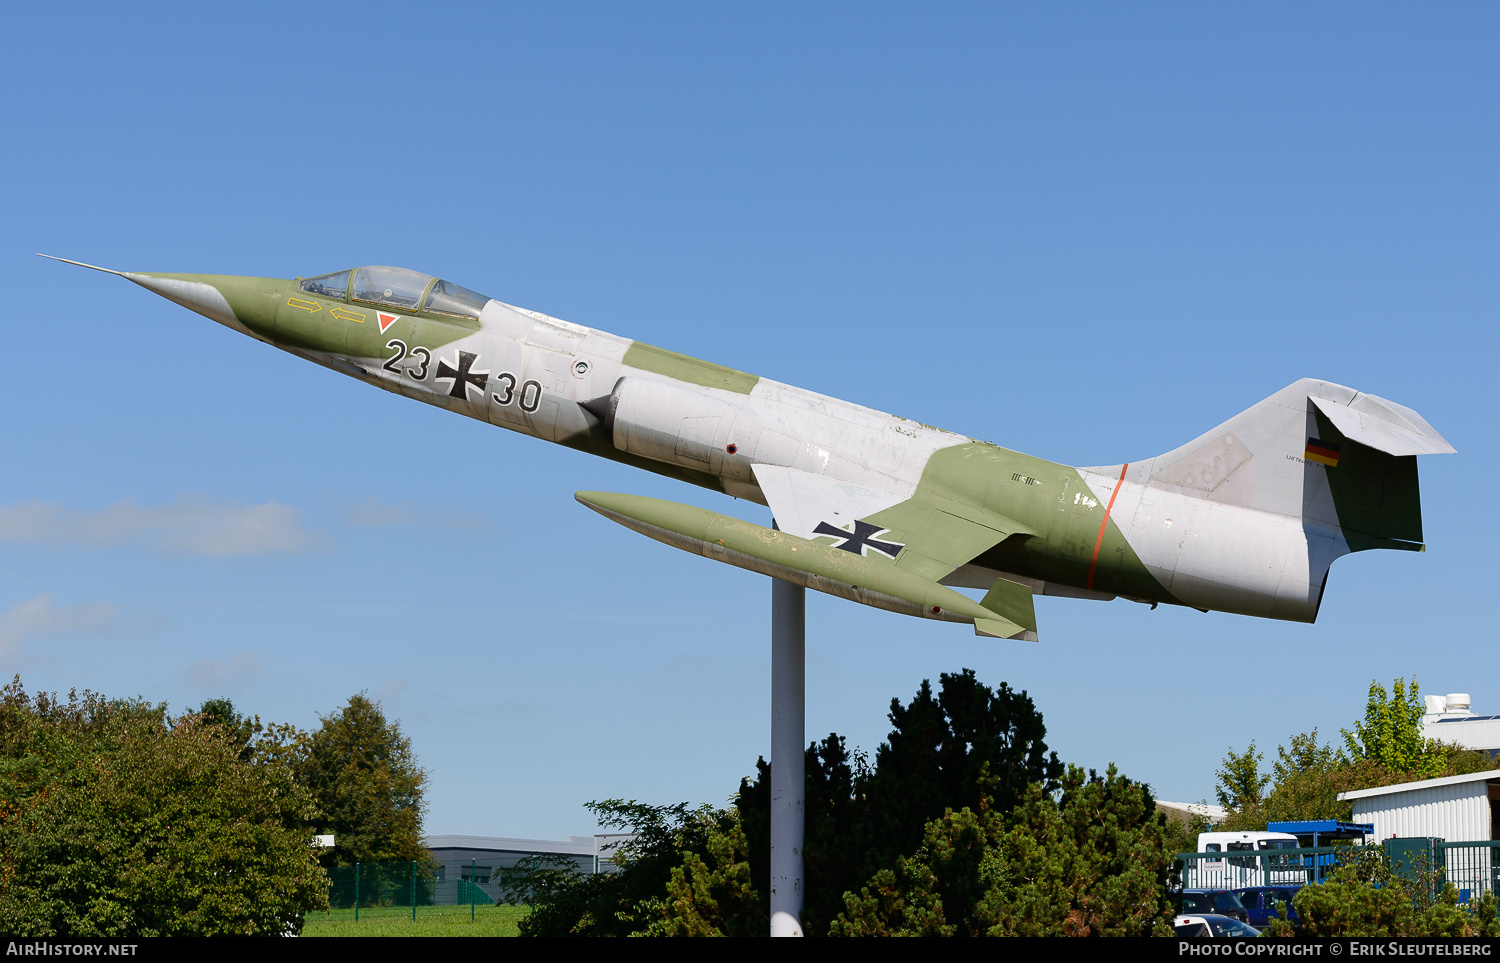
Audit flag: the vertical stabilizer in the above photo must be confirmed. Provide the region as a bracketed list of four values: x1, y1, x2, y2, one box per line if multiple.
[1121, 379, 1452, 552]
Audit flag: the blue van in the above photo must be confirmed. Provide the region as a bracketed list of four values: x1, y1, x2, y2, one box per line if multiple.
[1231, 886, 1301, 931]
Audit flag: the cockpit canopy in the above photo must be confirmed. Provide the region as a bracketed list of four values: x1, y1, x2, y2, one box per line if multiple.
[298, 266, 493, 321]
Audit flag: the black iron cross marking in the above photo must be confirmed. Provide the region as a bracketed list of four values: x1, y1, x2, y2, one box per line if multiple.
[435, 351, 489, 399]
[813, 520, 904, 559]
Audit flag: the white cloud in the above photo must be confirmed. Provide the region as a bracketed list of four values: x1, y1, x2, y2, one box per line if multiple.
[342, 496, 489, 531]
[0, 593, 127, 657]
[437, 509, 490, 531]
[0, 495, 323, 556]
[0, 502, 63, 541]
[344, 496, 420, 529]
[184, 651, 269, 689]
[378, 675, 412, 703]
[493, 701, 553, 717]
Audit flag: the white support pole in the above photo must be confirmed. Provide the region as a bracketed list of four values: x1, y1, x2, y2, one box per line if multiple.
[770, 576, 805, 937]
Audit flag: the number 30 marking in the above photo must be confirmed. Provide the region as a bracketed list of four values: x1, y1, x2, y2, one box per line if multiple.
[490, 372, 543, 413]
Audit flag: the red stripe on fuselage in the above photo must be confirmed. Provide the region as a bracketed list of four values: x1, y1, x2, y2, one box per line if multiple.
[1086, 463, 1129, 591]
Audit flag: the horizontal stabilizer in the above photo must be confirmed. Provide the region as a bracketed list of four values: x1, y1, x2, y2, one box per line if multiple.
[1309, 394, 1455, 457]
[976, 576, 1039, 641]
[975, 617, 1032, 641]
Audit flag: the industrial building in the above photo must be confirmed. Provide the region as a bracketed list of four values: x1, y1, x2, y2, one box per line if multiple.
[1156, 800, 1228, 826]
[1422, 693, 1500, 757]
[1338, 772, 1500, 898]
[422, 833, 632, 904]
[1338, 770, 1500, 843]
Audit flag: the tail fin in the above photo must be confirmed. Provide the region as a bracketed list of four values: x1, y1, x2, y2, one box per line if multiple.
[1127, 379, 1454, 552]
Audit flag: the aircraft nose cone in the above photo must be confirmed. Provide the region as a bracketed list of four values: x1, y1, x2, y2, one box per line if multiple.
[38, 257, 286, 338]
[121, 271, 288, 338]
[123, 273, 245, 331]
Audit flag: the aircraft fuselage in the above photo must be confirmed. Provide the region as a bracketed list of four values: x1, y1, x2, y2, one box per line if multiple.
[56, 261, 1451, 637]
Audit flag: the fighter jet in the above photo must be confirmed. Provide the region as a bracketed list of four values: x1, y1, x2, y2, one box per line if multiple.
[44, 257, 1454, 641]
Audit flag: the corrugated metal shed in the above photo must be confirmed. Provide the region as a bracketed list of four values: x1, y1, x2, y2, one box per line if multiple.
[1338, 769, 1500, 843]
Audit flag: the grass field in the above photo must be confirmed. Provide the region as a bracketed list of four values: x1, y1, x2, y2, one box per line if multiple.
[301, 904, 531, 937]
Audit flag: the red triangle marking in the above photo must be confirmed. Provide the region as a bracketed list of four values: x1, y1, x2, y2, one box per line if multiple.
[378, 312, 399, 333]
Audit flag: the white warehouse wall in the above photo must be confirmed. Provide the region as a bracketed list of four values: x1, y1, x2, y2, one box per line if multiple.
[1351, 780, 1490, 843]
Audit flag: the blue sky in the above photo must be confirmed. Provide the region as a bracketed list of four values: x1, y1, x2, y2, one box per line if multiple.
[1, 3, 1495, 838]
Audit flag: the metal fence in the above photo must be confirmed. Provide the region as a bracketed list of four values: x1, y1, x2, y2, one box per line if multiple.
[1175, 841, 1500, 900]
[1439, 841, 1500, 902]
[1177, 846, 1344, 890]
[320, 859, 500, 921]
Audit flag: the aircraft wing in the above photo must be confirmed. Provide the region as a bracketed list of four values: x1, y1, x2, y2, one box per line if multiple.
[751, 464, 1035, 583]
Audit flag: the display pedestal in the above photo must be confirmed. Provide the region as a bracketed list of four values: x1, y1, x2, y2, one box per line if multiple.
[769, 577, 805, 938]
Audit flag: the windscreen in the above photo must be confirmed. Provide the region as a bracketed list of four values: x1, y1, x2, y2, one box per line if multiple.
[351, 266, 432, 310]
[299, 271, 350, 300]
[1208, 917, 1260, 936]
[422, 278, 491, 320]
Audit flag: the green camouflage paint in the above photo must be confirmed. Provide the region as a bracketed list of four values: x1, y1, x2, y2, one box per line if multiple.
[894, 443, 1178, 605]
[622, 342, 759, 395]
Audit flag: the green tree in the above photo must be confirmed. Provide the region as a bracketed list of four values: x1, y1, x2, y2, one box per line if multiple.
[520, 671, 1176, 938]
[1219, 683, 1497, 833]
[297, 692, 429, 868]
[0, 678, 327, 936]
[517, 670, 1068, 937]
[831, 765, 1176, 936]
[736, 669, 1063, 934]
[511, 800, 760, 937]
[1273, 728, 1340, 782]
[1342, 677, 1439, 776]
[634, 808, 762, 936]
[1258, 731, 1346, 822]
[1214, 741, 1269, 813]
[1159, 806, 1212, 856]
[734, 734, 855, 934]
[1218, 730, 1346, 830]
[189, 696, 261, 762]
[1269, 846, 1500, 937]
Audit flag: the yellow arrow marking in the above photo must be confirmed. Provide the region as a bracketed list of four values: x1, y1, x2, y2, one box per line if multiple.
[329, 308, 366, 323]
[287, 297, 321, 313]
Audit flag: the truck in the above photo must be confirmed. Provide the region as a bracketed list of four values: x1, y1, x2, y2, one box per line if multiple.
[1182, 831, 1306, 889]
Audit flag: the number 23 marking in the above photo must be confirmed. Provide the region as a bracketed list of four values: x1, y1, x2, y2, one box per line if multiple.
[384, 341, 541, 414]
[383, 340, 431, 380]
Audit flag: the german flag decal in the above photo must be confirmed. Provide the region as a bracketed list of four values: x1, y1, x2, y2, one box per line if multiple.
[1305, 437, 1341, 467]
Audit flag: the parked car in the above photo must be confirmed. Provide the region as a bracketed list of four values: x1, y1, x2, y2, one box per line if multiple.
[1231, 885, 1300, 931]
[1174, 889, 1249, 923]
[1174, 914, 1263, 937]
